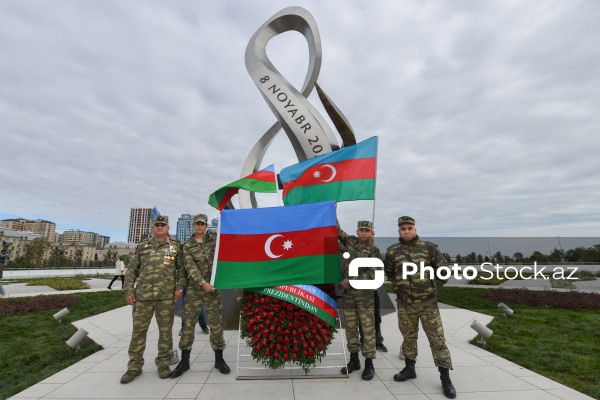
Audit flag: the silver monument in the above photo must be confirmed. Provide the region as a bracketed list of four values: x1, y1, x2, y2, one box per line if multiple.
[239, 6, 356, 208]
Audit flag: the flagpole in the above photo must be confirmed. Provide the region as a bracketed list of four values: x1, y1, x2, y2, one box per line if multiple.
[275, 165, 282, 207]
[210, 212, 222, 286]
[371, 136, 379, 225]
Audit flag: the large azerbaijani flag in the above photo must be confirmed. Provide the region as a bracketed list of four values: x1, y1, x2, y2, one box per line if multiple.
[211, 201, 341, 289]
[279, 136, 378, 206]
[208, 165, 277, 211]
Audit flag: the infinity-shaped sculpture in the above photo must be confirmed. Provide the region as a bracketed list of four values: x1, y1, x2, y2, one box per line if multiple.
[238, 7, 356, 208]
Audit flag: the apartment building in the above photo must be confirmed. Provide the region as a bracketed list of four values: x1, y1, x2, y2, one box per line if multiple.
[128, 208, 153, 244]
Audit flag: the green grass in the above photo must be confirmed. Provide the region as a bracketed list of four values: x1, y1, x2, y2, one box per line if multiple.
[24, 277, 91, 290]
[436, 287, 600, 399]
[0, 291, 126, 400]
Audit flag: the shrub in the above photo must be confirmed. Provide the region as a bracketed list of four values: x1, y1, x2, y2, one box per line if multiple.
[0, 295, 80, 316]
[485, 288, 600, 310]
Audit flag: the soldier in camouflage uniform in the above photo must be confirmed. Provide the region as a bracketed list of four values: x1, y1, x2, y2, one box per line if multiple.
[384, 216, 456, 399]
[338, 220, 381, 381]
[121, 215, 186, 384]
[170, 213, 230, 378]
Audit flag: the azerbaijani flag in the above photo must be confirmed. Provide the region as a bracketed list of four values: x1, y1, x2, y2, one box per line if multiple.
[211, 201, 341, 289]
[208, 165, 277, 211]
[279, 137, 377, 206]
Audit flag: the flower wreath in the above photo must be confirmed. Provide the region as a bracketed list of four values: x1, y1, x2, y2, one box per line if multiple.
[239, 284, 337, 373]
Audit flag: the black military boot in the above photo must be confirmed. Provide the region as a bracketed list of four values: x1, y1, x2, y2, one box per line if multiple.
[394, 358, 417, 381]
[214, 350, 230, 374]
[341, 352, 361, 374]
[361, 358, 374, 380]
[439, 367, 456, 399]
[169, 350, 190, 378]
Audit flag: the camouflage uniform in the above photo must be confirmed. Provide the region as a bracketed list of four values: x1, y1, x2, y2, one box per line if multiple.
[384, 235, 452, 369]
[124, 236, 185, 371]
[338, 223, 381, 360]
[179, 231, 226, 351]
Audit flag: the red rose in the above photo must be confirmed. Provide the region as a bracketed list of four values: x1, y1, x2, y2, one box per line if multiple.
[286, 304, 294, 311]
[283, 353, 289, 360]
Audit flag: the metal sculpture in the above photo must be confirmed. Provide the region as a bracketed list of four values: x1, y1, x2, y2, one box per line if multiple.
[239, 6, 356, 208]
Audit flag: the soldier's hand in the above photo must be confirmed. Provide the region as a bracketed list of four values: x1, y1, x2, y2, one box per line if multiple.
[202, 282, 215, 293]
[174, 290, 183, 301]
[340, 278, 350, 289]
[126, 295, 136, 306]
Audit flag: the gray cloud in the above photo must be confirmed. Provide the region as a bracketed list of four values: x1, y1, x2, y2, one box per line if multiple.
[1, 0, 599, 242]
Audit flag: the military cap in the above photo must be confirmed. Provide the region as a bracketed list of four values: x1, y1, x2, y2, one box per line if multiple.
[154, 215, 169, 225]
[194, 213, 208, 224]
[398, 216, 415, 226]
[357, 221, 373, 231]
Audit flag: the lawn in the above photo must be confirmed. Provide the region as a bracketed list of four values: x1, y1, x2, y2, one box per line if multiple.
[0, 290, 126, 400]
[436, 286, 600, 399]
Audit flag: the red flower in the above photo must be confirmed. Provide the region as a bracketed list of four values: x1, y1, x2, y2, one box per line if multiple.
[239, 288, 337, 373]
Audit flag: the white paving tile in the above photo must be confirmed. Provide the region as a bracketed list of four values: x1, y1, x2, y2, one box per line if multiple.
[293, 380, 397, 400]
[11, 383, 61, 398]
[546, 387, 597, 400]
[44, 372, 175, 399]
[165, 383, 203, 399]
[198, 381, 293, 400]
[520, 374, 570, 390]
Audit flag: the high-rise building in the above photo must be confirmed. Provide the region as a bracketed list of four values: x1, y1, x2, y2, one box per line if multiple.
[207, 217, 219, 234]
[58, 230, 111, 249]
[0, 218, 57, 243]
[176, 214, 194, 243]
[128, 208, 153, 244]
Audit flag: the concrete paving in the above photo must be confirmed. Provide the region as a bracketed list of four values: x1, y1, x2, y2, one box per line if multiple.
[5, 282, 595, 400]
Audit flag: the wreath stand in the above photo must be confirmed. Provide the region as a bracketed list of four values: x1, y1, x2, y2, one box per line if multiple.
[235, 309, 350, 380]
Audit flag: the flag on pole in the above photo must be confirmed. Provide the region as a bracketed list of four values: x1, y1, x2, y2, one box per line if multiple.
[208, 165, 278, 211]
[211, 201, 340, 289]
[279, 137, 377, 206]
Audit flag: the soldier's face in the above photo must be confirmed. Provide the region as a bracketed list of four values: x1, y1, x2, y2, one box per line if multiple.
[194, 221, 207, 235]
[153, 223, 169, 240]
[356, 228, 374, 243]
[399, 224, 416, 242]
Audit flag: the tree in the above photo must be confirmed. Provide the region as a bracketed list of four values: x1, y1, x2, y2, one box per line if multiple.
[455, 254, 463, 263]
[25, 238, 50, 267]
[513, 252, 524, 262]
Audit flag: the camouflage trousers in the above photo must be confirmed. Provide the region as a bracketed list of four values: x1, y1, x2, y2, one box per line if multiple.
[128, 299, 175, 371]
[342, 288, 376, 359]
[397, 298, 452, 369]
[179, 286, 226, 351]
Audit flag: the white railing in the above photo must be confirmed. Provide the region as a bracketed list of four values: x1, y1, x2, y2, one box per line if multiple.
[4, 268, 114, 278]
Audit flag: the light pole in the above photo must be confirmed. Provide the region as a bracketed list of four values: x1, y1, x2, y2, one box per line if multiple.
[487, 242, 492, 262]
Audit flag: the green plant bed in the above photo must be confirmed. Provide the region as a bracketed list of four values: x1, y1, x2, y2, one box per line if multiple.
[0, 291, 126, 399]
[24, 277, 90, 290]
[436, 287, 600, 399]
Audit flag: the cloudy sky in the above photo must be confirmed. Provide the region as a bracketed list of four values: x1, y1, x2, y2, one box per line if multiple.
[1, 0, 599, 247]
